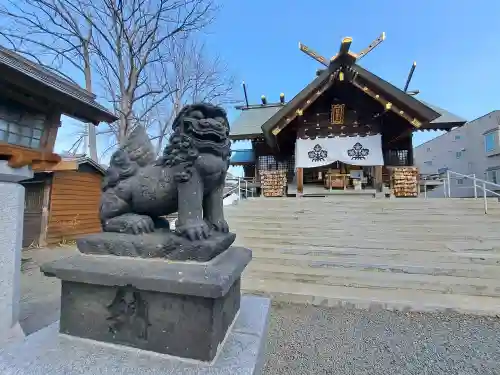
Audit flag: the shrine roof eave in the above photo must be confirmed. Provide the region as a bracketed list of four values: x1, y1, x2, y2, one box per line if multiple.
[352, 64, 440, 122]
[260, 67, 333, 151]
[230, 104, 282, 141]
[418, 100, 467, 130]
[0, 46, 118, 124]
[260, 60, 442, 152]
[229, 133, 262, 141]
[229, 149, 255, 165]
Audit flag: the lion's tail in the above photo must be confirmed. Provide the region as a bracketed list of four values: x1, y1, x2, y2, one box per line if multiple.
[102, 126, 156, 192]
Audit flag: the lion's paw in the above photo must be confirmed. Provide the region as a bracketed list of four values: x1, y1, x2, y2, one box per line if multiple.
[210, 219, 229, 233]
[176, 219, 211, 241]
[104, 214, 155, 234]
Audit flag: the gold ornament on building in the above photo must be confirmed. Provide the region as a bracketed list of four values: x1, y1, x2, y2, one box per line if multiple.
[331, 104, 345, 125]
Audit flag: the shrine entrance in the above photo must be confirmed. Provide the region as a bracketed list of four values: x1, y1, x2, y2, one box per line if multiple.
[303, 162, 375, 192]
[293, 134, 384, 195]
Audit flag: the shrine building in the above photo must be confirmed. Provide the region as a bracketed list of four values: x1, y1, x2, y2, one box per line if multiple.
[229, 34, 466, 196]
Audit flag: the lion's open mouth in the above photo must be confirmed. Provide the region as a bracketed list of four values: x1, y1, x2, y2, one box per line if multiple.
[191, 128, 226, 143]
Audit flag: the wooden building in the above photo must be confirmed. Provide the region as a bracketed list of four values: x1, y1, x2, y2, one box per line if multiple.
[230, 35, 466, 196]
[0, 46, 117, 168]
[0, 46, 118, 246]
[22, 156, 105, 247]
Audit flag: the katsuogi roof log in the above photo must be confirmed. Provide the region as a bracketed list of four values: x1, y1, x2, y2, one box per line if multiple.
[261, 33, 441, 151]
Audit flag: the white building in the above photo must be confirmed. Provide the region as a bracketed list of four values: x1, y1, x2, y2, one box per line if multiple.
[414, 110, 500, 197]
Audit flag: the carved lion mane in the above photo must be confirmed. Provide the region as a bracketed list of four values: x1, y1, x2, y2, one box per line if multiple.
[156, 103, 231, 182]
[102, 103, 231, 191]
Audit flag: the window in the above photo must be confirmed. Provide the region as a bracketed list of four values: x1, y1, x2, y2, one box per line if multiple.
[456, 151, 462, 159]
[424, 161, 432, 166]
[487, 170, 498, 184]
[426, 147, 431, 152]
[455, 135, 461, 140]
[385, 150, 408, 166]
[457, 179, 464, 185]
[438, 167, 448, 174]
[485, 132, 496, 152]
[258, 155, 295, 182]
[0, 101, 45, 149]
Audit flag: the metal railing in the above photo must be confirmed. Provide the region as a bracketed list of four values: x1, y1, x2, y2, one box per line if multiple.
[420, 172, 476, 199]
[225, 176, 255, 201]
[442, 170, 500, 214]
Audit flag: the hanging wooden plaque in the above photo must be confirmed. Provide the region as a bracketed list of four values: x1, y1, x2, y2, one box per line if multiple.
[331, 104, 345, 125]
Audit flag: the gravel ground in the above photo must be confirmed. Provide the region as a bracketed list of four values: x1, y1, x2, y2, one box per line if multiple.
[20, 247, 500, 374]
[263, 302, 500, 375]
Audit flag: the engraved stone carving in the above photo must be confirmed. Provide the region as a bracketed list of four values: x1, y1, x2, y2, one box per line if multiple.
[77, 103, 235, 261]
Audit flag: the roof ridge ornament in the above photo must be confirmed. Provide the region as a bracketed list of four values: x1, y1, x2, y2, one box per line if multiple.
[298, 32, 386, 67]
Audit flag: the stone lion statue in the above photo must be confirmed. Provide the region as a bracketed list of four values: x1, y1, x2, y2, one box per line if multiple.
[99, 103, 232, 242]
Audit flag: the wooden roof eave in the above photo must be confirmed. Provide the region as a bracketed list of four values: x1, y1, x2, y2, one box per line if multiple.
[418, 121, 466, 131]
[351, 64, 441, 124]
[0, 63, 118, 124]
[261, 60, 443, 153]
[229, 133, 263, 141]
[261, 62, 341, 150]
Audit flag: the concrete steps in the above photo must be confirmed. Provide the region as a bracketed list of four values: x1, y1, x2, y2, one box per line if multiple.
[231, 224, 500, 238]
[228, 196, 500, 315]
[234, 234, 500, 250]
[234, 228, 500, 241]
[243, 264, 500, 297]
[241, 278, 500, 316]
[247, 247, 500, 266]
[248, 252, 500, 279]
[228, 198, 500, 213]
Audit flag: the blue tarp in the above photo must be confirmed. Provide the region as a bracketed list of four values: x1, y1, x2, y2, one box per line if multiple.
[230, 149, 255, 165]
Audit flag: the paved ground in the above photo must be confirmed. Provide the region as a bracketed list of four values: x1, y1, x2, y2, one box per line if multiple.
[263, 302, 500, 375]
[20, 246, 76, 334]
[20, 247, 500, 375]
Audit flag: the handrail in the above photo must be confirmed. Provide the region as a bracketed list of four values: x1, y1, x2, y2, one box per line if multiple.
[447, 170, 500, 191]
[444, 170, 500, 214]
[225, 175, 255, 201]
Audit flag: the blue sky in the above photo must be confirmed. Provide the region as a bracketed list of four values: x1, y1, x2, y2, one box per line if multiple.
[208, 0, 500, 143]
[57, 0, 500, 154]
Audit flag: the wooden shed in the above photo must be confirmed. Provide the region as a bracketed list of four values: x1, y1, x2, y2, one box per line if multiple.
[22, 156, 104, 247]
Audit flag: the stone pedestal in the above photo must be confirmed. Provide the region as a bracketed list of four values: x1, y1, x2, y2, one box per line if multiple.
[41, 247, 252, 362]
[0, 161, 33, 345]
[0, 295, 270, 375]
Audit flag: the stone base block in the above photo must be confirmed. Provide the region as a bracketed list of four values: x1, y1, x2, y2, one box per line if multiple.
[0, 296, 270, 375]
[0, 322, 24, 347]
[40, 247, 251, 362]
[77, 230, 237, 261]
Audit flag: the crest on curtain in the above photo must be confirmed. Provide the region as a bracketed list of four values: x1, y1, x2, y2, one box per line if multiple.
[308, 144, 328, 162]
[347, 142, 370, 160]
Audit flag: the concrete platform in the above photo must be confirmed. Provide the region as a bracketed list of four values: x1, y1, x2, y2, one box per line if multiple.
[225, 197, 500, 315]
[0, 296, 270, 375]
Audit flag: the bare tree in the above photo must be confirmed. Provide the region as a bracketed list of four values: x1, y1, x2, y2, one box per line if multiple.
[0, 0, 98, 158]
[0, 0, 218, 160]
[146, 34, 235, 154]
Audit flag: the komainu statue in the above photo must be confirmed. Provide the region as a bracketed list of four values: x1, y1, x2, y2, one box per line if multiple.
[77, 103, 236, 261]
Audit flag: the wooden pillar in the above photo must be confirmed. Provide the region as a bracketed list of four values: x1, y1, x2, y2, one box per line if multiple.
[38, 177, 52, 247]
[297, 168, 303, 194]
[407, 133, 414, 166]
[374, 165, 383, 192]
[40, 111, 62, 152]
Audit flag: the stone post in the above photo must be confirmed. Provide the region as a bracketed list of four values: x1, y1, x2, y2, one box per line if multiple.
[0, 161, 33, 345]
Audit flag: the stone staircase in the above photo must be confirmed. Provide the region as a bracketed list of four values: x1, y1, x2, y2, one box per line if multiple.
[224, 197, 500, 315]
